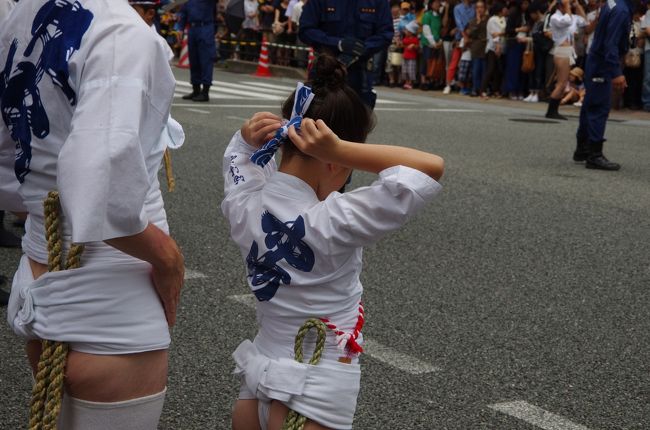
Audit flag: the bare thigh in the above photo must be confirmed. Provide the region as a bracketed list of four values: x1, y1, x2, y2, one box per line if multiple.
[552, 56, 570, 99]
[232, 399, 262, 430]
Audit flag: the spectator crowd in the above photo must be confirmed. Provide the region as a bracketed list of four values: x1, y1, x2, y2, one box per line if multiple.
[160, 0, 649, 111]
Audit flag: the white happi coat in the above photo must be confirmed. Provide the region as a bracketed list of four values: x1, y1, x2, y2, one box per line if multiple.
[0, 0, 177, 354]
[222, 131, 442, 428]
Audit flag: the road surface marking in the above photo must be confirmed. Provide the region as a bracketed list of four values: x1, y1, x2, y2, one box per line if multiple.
[489, 401, 592, 430]
[227, 294, 441, 375]
[176, 81, 282, 100]
[172, 103, 277, 109]
[184, 269, 208, 280]
[184, 108, 210, 114]
[226, 115, 250, 122]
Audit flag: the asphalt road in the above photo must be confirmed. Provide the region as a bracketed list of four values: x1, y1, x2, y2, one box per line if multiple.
[1, 68, 649, 430]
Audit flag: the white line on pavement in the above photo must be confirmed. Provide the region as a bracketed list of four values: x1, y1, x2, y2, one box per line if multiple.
[227, 294, 441, 375]
[172, 103, 277, 108]
[184, 269, 208, 280]
[176, 81, 282, 100]
[185, 108, 210, 114]
[489, 401, 592, 430]
[362, 338, 441, 375]
[239, 81, 296, 92]
[226, 115, 250, 122]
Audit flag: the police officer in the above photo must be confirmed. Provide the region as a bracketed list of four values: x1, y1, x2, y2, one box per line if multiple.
[573, 0, 633, 170]
[178, 0, 217, 102]
[299, 0, 394, 109]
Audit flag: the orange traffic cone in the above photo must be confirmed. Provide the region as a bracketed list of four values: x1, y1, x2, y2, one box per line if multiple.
[255, 35, 272, 78]
[177, 27, 189, 69]
[307, 47, 315, 72]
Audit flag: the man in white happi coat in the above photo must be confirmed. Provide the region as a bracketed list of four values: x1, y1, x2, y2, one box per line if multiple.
[0, 0, 184, 428]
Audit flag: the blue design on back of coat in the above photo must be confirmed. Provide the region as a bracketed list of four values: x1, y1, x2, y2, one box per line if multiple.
[0, 0, 93, 183]
[246, 212, 315, 301]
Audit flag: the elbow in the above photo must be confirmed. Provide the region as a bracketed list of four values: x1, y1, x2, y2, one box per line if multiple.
[427, 155, 445, 181]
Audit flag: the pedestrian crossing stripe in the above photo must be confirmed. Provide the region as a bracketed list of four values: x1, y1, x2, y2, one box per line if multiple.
[174, 79, 416, 104]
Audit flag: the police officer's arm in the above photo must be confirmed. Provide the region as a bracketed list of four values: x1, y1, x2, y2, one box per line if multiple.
[604, 10, 630, 88]
[362, 1, 395, 55]
[299, 0, 340, 50]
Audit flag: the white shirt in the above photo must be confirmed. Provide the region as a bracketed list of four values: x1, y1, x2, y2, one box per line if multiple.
[290, 0, 303, 24]
[221, 132, 441, 359]
[0, 0, 175, 260]
[586, 10, 598, 52]
[2, 0, 176, 354]
[550, 10, 584, 46]
[0, 0, 14, 22]
[643, 11, 650, 52]
[243, 0, 259, 30]
[486, 15, 504, 53]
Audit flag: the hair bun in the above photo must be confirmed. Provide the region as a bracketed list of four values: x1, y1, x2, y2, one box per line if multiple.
[310, 53, 347, 90]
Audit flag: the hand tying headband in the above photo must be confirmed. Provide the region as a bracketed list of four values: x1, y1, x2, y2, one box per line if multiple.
[250, 82, 315, 167]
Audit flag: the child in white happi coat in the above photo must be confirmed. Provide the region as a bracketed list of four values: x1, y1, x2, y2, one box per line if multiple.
[222, 55, 445, 430]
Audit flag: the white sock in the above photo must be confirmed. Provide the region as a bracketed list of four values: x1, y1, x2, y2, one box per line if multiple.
[57, 388, 166, 430]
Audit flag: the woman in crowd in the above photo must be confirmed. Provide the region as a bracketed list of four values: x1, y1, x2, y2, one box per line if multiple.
[480, 2, 508, 98]
[545, 0, 585, 119]
[503, 0, 531, 100]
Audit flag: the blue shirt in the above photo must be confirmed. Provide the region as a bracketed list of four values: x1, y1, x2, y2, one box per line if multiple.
[587, 0, 632, 80]
[299, 0, 394, 57]
[453, 2, 475, 41]
[178, 0, 217, 25]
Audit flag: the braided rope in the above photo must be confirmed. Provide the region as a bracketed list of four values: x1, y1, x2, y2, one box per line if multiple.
[281, 319, 327, 430]
[163, 149, 176, 192]
[320, 302, 365, 355]
[29, 191, 83, 430]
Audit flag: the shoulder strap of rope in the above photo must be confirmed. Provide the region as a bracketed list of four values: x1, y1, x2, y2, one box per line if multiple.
[29, 191, 84, 430]
[281, 318, 327, 430]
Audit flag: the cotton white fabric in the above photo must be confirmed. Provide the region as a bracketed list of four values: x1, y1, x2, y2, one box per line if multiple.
[222, 131, 442, 426]
[0, 0, 177, 353]
[234, 340, 361, 430]
[550, 10, 584, 46]
[57, 388, 167, 430]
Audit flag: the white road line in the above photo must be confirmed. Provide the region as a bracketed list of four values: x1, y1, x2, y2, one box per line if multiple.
[173, 90, 247, 100]
[375, 99, 418, 105]
[172, 103, 277, 108]
[213, 80, 294, 95]
[185, 108, 210, 114]
[489, 401, 592, 430]
[176, 81, 282, 100]
[227, 294, 441, 375]
[362, 338, 441, 374]
[184, 269, 208, 280]
[226, 115, 250, 121]
[239, 81, 296, 92]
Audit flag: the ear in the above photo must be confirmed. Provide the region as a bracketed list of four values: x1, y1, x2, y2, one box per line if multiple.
[146, 9, 156, 21]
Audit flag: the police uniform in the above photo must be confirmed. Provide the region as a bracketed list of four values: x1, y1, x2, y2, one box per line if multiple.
[298, 0, 393, 109]
[177, 0, 217, 101]
[574, 0, 632, 170]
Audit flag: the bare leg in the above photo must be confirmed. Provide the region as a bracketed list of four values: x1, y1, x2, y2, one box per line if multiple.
[232, 399, 262, 430]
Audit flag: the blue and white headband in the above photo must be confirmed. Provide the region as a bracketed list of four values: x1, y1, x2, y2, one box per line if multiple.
[250, 82, 315, 167]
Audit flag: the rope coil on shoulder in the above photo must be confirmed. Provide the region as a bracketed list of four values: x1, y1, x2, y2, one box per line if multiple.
[281, 318, 327, 430]
[29, 191, 84, 430]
